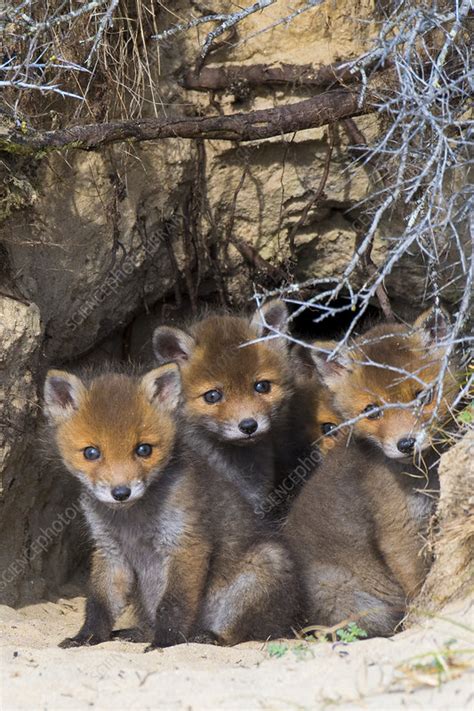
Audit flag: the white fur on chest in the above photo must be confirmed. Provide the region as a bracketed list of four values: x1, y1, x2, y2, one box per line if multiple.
[83, 501, 186, 564]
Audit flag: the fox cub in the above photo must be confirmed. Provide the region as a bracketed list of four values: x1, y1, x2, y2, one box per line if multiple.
[286, 308, 457, 635]
[152, 300, 314, 511]
[44, 365, 297, 649]
[291, 340, 343, 455]
[286, 438, 407, 636]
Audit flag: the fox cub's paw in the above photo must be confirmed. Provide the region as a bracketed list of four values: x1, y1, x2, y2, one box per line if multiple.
[111, 627, 145, 643]
[186, 631, 219, 645]
[144, 630, 187, 652]
[59, 633, 107, 649]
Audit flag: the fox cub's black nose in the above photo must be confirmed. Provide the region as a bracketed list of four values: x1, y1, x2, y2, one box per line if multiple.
[397, 437, 416, 454]
[111, 485, 132, 502]
[238, 418, 258, 435]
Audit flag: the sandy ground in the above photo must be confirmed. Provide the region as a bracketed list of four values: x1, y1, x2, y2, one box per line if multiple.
[1, 594, 473, 711]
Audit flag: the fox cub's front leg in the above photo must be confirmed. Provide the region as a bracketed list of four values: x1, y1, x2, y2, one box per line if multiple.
[367, 479, 430, 599]
[60, 550, 133, 648]
[146, 546, 209, 651]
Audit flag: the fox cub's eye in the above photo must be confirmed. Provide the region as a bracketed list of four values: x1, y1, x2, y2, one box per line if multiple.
[321, 422, 337, 436]
[362, 403, 382, 420]
[83, 446, 100, 461]
[203, 389, 223, 404]
[135, 443, 153, 458]
[254, 380, 271, 394]
[415, 388, 433, 405]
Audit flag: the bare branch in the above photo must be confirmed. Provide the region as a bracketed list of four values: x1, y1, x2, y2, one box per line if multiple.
[253, 1, 472, 437]
[153, 1, 276, 62]
[85, 0, 120, 67]
[16, 1, 106, 33]
[1, 87, 374, 153]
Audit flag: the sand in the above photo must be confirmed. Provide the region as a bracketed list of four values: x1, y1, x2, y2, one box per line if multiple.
[1, 594, 473, 710]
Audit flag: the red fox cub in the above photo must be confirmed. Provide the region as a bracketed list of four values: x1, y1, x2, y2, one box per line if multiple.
[286, 308, 458, 636]
[311, 309, 457, 462]
[152, 300, 307, 511]
[291, 340, 343, 456]
[313, 387, 342, 454]
[44, 365, 297, 649]
[286, 439, 407, 637]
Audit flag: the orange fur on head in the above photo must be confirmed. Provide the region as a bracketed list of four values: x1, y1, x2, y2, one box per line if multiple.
[313, 386, 342, 455]
[311, 309, 458, 459]
[182, 316, 291, 429]
[44, 366, 180, 504]
[153, 301, 293, 444]
[292, 340, 344, 456]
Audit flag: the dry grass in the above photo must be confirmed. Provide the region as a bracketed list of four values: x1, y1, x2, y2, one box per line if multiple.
[396, 641, 474, 690]
[2, 0, 167, 124]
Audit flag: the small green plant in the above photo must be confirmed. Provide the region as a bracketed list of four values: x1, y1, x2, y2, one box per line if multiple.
[456, 401, 473, 426]
[454, 362, 473, 428]
[292, 642, 315, 660]
[267, 641, 289, 658]
[335, 622, 368, 643]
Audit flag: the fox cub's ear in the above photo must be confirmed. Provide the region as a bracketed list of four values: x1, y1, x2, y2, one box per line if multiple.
[44, 370, 85, 422]
[250, 299, 289, 350]
[309, 343, 351, 390]
[141, 364, 181, 411]
[414, 307, 450, 346]
[152, 326, 196, 365]
[250, 299, 288, 335]
[292, 340, 338, 380]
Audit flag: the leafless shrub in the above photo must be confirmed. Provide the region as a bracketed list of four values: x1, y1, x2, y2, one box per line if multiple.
[253, 0, 473, 440]
[1, 0, 472, 439]
[1, 0, 165, 122]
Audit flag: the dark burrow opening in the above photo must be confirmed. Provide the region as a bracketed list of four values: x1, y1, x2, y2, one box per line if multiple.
[287, 293, 380, 341]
